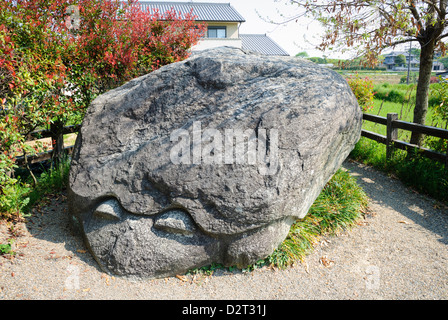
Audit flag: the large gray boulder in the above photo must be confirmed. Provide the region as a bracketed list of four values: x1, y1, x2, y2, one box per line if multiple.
[68, 47, 362, 279]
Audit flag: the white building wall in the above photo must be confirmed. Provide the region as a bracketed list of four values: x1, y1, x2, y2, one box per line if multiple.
[206, 22, 240, 39]
[193, 38, 243, 51]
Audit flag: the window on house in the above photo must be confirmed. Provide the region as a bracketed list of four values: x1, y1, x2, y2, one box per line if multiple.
[207, 26, 226, 39]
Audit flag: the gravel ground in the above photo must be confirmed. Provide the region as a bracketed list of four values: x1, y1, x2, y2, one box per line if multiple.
[1, 159, 447, 300]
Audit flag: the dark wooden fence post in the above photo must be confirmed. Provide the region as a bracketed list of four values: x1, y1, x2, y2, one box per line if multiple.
[446, 139, 448, 170]
[386, 113, 398, 160]
[50, 121, 65, 165]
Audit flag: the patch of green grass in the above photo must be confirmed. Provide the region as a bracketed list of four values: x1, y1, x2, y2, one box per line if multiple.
[350, 136, 388, 170]
[266, 169, 369, 269]
[0, 157, 71, 220]
[373, 83, 417, 105]
[362, 97, 443, 151]
[24, 158, 71, 214]
[188, 263, 229, 276]
[368, 98, 439, 123]
[189, 169, 369, 275]
[350, 137, 448, 202]
[0, 240, 14, 256]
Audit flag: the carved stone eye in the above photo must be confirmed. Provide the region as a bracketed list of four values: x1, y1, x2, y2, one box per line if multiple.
[154, 210, 197, 236]
[93, 199, 122, 221]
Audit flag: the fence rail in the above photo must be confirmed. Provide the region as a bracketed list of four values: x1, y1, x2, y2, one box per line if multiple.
[15, 125, 80, 166]
[361, 113, 448, 167]
[24, 125, 80, 141]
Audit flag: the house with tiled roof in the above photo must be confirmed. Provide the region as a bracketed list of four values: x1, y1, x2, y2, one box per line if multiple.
[383, 51, 445, 72]
[136, 1, 290, 56]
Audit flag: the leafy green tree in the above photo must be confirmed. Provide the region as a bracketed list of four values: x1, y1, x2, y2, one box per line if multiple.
[410, 48, 421, 57]
[307, 57, 327, 64]
[295, 51, 309, 58]
[285, 0, 448, 146]
[395, 54, 407, 66]
[437, 55, 448, 68]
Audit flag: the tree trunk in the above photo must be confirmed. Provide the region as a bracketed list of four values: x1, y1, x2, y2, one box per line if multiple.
[410, 40, 436, 146]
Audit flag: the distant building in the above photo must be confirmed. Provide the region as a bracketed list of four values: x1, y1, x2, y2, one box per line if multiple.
[433, 60, 445, 71]
[383, 51, 445, 72]
[383, 51, 419, 71]
[135, 1, 290, 56]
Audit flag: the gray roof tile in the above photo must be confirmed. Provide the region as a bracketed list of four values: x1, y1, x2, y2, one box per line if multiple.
[136, 1, 246, 22]
[240, 34, 289, 56]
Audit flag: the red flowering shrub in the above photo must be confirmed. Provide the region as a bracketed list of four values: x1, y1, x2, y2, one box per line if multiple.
[68, 0, 205, 104]
[430, 76, 440, 84]
[0, 0, 206, 219]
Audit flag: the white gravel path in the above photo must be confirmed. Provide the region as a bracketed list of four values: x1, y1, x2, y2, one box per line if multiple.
[1, 159, 447, 300]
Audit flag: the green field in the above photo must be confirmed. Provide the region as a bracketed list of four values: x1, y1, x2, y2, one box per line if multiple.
[363, 99, 441, 141]
[336, 70, 420, 85]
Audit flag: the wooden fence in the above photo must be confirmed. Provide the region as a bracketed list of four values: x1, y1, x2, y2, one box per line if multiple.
[14, 113, 448, 168]
[15, 124, 80, 166]
[361, 113, 448, 167]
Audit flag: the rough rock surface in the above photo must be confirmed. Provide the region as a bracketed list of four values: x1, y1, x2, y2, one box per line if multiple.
[68, 47, 362, 279]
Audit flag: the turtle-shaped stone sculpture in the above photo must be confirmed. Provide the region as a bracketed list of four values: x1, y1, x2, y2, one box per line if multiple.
[68, 47, 362, 279]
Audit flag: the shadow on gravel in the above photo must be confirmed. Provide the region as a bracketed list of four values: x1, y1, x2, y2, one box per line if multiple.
[24, 192, 104, 273]
[23, 191, 243, 280]
[344, 159, 448, 245]
[20, 159, 448, 283]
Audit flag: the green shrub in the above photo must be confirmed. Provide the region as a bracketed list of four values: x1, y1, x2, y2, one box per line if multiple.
[24, 157, 71, 213]
[393, 155, 447, 201]
[350, 137, 448, 203]
[425, 135, 447, 154]
[400, 74, 418, 84]
[429, 81, 448, 120]
[0, 156, 71, 220]
[0, 180, 31, 220]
